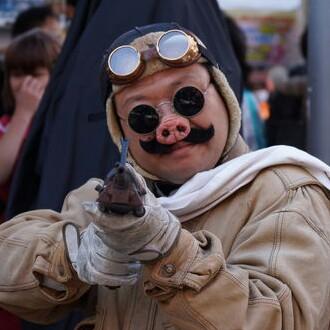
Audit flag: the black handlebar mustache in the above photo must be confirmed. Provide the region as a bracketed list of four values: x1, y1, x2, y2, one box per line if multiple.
[139, 124, 214, 154]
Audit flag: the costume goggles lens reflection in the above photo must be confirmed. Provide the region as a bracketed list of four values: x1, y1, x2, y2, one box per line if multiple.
[127, 86, 205, 134]
[107, 30, 200, 84]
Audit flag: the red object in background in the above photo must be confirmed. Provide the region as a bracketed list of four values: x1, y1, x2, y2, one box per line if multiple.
[0, 308, 21, 330]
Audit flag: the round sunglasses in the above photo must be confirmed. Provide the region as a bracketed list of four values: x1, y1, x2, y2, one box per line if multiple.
[120, 85, 208, 135]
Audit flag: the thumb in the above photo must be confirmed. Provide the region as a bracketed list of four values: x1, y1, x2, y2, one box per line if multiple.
[63, 223, 80, 268]
[82, 201, 100, 215]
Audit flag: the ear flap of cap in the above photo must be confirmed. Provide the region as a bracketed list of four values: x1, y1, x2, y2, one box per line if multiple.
[209, 66, 241, 157]
[100, 54, 112, 107]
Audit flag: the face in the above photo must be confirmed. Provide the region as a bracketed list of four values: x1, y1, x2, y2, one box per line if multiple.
[115, 64, 229, 184]
[10, 67, 50, 96]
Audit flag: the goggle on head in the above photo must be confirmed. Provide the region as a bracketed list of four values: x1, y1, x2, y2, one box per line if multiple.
[106, 30, 213, 136]
[106, 29, 203, 86]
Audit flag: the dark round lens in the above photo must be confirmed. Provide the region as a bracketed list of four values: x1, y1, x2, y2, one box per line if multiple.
[128, 105, 159, 134]
[173, 86, 205, 117]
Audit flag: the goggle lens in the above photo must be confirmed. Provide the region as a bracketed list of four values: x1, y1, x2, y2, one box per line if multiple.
[128, 104, 160, 134]
[127, 86, 205, 134]
[158, 31, 189, 60]
[109, 46, 140, 76]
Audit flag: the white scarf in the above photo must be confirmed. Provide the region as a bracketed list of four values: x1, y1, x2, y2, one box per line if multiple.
[158, 146, 330, 222]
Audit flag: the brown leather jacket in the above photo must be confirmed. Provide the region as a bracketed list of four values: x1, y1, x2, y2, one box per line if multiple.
[0, 141, 330, 329]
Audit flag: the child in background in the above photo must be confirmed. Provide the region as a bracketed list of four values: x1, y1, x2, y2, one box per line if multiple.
[0, 29, 61, 219]
[0, 27, 61, 330]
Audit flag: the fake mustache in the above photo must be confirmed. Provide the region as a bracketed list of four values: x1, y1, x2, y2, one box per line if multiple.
[139, 124, 215, 154]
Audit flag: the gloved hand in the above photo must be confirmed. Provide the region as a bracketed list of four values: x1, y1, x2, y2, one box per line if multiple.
[63, 167, 181, 287]
[63, 221, 142, 287]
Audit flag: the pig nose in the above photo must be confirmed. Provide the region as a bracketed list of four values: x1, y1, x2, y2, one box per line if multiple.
[156, 114, 191, 144]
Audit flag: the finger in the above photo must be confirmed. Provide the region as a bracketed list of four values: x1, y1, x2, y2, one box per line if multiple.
[63, 223, 80, 265]
[21, 76, 33, 90]
[22, 76, 40, 94]
[24, 79, 44, 100]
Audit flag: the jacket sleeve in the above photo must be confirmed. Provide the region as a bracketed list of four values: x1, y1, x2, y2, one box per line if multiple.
[0, 179, 101, 324]
[143, 181, 330, 329]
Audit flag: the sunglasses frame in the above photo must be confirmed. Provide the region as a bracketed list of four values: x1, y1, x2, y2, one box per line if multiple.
[126, 85, 209, 135]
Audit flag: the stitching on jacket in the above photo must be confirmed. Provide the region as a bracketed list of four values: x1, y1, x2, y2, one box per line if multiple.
[280, 208, 330, 247]
[273, 167, 324, 191]
[248, 298, 281, 306]
[221, 269, 248, 294]
[269, 211, 284, 278]
[276, 284, 291, 303]
[179, 291, 218, 330]
[0, 280, 39, 291]
[271, 186, 295, 278]
[35, 234, 57, 246]
[0, 236, 28, 247]
[273, 168, 291, 188]
[244, 169, 289, 225]
[159, 235, 199, 288]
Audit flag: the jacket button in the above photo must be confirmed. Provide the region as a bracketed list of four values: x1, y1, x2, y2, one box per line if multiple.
[162, 264, 176, 277]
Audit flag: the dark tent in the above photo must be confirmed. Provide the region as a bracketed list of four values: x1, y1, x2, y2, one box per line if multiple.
[5, 0, 241, 329]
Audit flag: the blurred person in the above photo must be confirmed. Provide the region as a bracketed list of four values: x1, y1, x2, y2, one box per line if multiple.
[52, 0, 79, 21]
[266, 61, 307, 149]
[0, 5, 63, 123]
[289, 27, 308, 77]
[0, 28, 60, 330]
[11, 5, 63, 42]
[265, 28, 308, 150]
[225, 14, 266, 150]
[0, 29, 61, 218]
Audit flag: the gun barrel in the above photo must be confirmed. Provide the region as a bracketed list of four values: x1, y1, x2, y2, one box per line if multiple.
[120, 138, 129, 165]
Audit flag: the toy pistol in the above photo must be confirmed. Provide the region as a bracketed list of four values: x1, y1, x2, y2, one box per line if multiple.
[95, 139, 146, 217]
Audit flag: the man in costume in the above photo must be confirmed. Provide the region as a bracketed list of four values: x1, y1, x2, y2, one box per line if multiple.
[0, 23, 330, 330]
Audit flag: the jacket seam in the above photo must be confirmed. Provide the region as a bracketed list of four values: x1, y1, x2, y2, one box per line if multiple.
[272, 168, 291, 188]
[248, 298, 281, 306]
[0, 236, 28, 247]
[35, 235, 57, 246]
[221, 269, 248, 294]
[276, 208, 330, 247]
[272, 167, 319, 189]
[180, 290, 218, 330]
[269, 210, 284, 278]
[277, 285, 291, 302]
[0, 280, 39, 291]
[273, 167, 330, 198]
[248, 284, 290, 306]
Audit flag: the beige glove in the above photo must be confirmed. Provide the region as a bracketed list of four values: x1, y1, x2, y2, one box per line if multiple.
[89, 166, 181, 261]
[64, 167, 181, 287]
[63, 222, 141, 287]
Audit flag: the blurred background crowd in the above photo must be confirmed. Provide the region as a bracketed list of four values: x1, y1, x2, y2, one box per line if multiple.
[0, 0, 320, 329]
